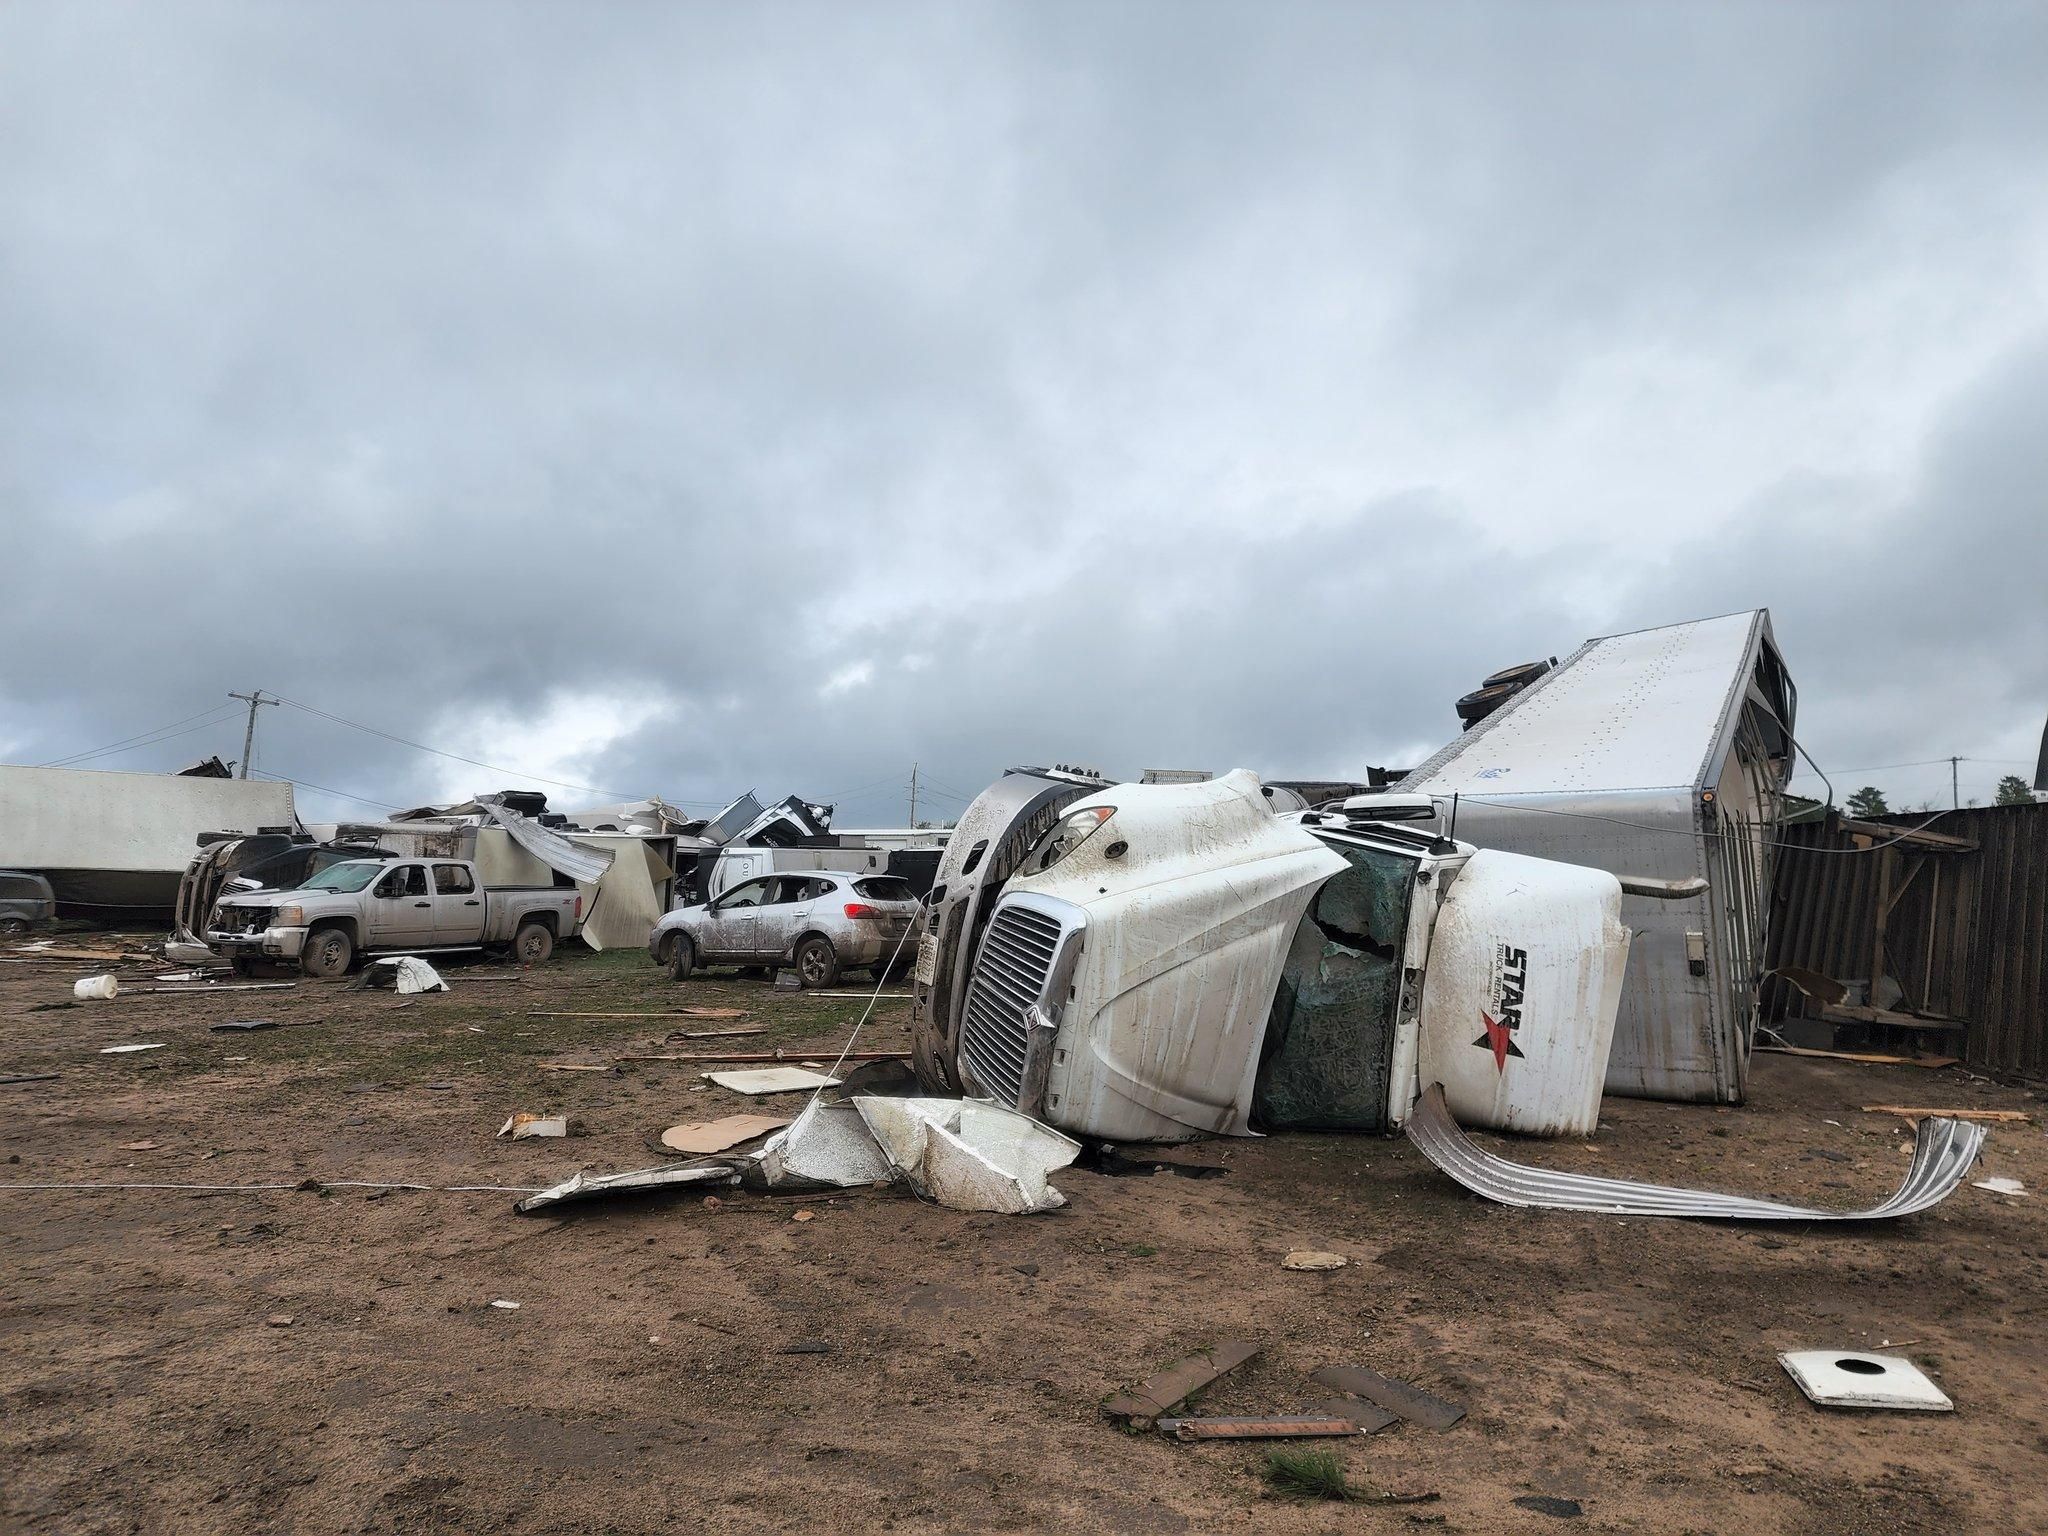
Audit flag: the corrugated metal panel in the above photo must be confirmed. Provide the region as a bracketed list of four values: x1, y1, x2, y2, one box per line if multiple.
[1766, 802, 2048, 1080]
[476, 800, 615, 885]
[1405, 1084, 1984, 1219]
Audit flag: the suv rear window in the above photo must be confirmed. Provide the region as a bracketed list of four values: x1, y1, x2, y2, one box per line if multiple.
[852, 877, 914, 902]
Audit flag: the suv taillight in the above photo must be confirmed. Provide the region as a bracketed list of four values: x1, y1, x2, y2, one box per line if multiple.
[843, 902, 880, 919]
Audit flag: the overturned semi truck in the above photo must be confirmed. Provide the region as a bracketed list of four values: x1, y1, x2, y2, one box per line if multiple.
[912, 769, 1647, 1141]
[909, 768, 1985, 1219]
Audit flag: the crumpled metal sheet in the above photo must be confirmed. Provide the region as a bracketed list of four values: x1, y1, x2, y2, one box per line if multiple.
[749, 1097, 894, 1190]
[853, 1096, 1080, 1214]
[1404, 1083, 1984, 1221]
[476, 797, 614, 884]
[514, 1162, 736, 1213]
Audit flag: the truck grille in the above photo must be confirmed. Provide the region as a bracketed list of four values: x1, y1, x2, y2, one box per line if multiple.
[958, 903, 1065, 1106]
[216, 907, 272, 935]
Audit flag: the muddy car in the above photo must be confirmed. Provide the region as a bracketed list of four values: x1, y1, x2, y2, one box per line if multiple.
[650, 872, 920, 987]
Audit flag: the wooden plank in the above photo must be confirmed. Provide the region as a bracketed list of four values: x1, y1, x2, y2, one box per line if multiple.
[1307, 1366, 1465, 1430]
[1756, 1045, 1958, 1068]
[1859, 1105, 2031, 1122]
[1103, 1342, 1259, 1424]
[1157, 1416, 1359, 1441]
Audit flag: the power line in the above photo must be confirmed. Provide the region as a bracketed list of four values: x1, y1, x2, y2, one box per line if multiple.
[247, 768, 397, 814]
[37, 705, 242, 768]
[265, 693, 638, 800]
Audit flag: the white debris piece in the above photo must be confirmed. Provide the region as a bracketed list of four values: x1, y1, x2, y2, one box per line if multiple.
[702, 1067, 840, 1095]
[1973, 1176, 2027, 1196]
[1779, 1351, 1953, 1412]
[853, 1096, 1080, 1215]
[497, 1113, 569, 1140]
[753, 1097, 893, 1189]
[99, 1042, 164, 1054]
[74, 976, 120, 1001]
[393, 957, 446, 994]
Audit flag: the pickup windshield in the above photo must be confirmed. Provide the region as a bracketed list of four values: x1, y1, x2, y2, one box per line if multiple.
[295, 862, 385, 894]
[1252, 838, 1417, 1133]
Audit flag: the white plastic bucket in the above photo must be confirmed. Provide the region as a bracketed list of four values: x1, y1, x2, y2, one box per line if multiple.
[73, 975, 120, 1001]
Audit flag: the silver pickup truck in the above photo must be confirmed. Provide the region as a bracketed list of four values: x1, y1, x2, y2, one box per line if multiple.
[207, 857, 581, 977]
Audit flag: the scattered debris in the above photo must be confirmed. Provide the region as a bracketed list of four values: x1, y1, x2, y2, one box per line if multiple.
[660, 1114, 791, 1156]
[1755, 1045, 1957, 1068]
[750, 1098, 892, 1188]
[853, 1096, 1080, 1214]
[791, 1209, 816, 1223]
[497, 1113, 570, 1140]
[702, 1067, 841, 1095]
[1309, 1366, 1466, 1430]
[360, 957, 448, 994]
[489, 1299, 521, 1310]
[640, 1050, 908, 1065]
[1778, 1351, 1953, 1412]
[1405, 1083, 1985, 1220]
[208, 1019, 278, 1032]
[538, 1063, 615, 1074]
[1160, 1415, 1358, 1440]
[1281, 1250, 1348, 1271]
[1860, 1105, 2030, 1123]
[660, 1028, 768, 1043]
[1973, 1176, 2027, 1196]
[1104, 1342, 1259, 1426]
[1513, 1495, 1584, 1518]
[266, 1313, 295, 1328]
[73, 975, 120, 1001]
[0, 1072, 60, 1085]
[1307, 1397, 1400, 1433]
[98, 1043, 165, 1055]
[514, 1162, 737, 1214]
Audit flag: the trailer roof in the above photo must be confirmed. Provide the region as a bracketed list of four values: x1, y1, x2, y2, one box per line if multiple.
[1400, 611, 1766, 798]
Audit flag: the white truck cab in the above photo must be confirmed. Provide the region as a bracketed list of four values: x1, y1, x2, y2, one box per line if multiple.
[921, 770, 1631, 1143]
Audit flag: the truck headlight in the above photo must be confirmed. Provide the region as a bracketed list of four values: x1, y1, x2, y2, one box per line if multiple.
[277, 905, 304, 926]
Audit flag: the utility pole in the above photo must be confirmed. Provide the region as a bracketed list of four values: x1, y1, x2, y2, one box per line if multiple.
[1950, 755, 1961, 809]
[228, 690, 279, 779]
[908, 762, 919, 829]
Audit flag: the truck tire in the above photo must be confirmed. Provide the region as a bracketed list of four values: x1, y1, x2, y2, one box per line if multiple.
[230, 957, 258, 979]
[666, 934, 695, 982]
[301, 926, 354, 979]
[514, 921, 555, 966]
[794, 936, 840, 989]
[0, 917, 29, 937]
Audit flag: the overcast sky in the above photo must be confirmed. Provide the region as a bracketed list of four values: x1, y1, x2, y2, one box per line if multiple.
[3, 1, 2044, 825]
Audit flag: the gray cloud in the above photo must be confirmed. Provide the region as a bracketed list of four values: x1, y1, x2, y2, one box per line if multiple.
[2, 1, 2045, 824]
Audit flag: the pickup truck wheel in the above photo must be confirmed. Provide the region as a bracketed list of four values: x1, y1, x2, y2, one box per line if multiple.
[230, 957, 258, 978]
[301, 926, 354, 979]
[795, 936, 840, 989]
[666, 934, 695, 982]
[514, 921, 555, 965]
[0, 917, 29, 937]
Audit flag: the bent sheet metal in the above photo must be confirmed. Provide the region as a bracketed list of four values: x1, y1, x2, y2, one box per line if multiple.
[1404, 1084, 1983, 1220]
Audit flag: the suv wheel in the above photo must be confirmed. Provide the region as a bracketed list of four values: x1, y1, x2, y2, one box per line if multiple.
[795, 936, 840, 989]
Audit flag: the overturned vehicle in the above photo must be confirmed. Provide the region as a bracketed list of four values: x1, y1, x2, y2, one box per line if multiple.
[909, 769, 1984, 1219]
[913, 768, 1636, 1141]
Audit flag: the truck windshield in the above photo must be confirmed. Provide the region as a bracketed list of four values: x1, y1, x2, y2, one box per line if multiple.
[1252, 839, 1417, 1133]
[296, 862, 384, 893]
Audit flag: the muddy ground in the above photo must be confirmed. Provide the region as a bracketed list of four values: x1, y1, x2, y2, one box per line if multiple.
[2, 938, 2044, 1535]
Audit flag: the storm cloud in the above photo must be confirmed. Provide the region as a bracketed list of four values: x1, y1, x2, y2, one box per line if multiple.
[3, 1, 2044, 824]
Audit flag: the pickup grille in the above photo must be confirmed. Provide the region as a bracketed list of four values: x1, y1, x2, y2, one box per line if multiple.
[215, 907, 272, 935]
[958, 903, 1065, 1107]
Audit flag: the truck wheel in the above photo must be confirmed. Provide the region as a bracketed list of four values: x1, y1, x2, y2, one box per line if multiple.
[301, 926, 354, 979]
[514, 921, 555, 965]
[230, 957, 258, 978]
[666, 934, 695, 982]
[0, 917, 28, 937]
[795, 936, 840, 989]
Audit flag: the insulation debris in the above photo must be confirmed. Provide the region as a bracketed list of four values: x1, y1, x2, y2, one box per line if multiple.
[852, 1096, 1080, 1214]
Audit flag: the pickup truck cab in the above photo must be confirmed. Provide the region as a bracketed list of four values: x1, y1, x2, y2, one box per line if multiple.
[207, 857, 581, 978]
[914, 770, 1632, 1142]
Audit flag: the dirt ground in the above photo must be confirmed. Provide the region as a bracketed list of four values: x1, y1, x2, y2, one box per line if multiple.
[2, 938, 2044, 1536]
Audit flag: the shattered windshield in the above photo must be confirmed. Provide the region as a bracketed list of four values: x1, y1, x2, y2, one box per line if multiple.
[295, 862, 383, 893]
[1252, 839, 1417, 1133]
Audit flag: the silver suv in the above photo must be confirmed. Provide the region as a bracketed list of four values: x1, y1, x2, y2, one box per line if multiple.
[650, 872, 921, 988]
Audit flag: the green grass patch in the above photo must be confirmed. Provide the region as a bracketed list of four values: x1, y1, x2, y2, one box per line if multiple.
[1263, 1448, 1360, 1503]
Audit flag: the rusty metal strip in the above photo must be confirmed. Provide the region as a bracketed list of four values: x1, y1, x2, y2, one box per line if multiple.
[1308, 1366, 1465, 1430]
[1405, 1084, 1984, 1221]
[1158, 1415, 1358, 1440]
[1103, 1342, 1258, 1423]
